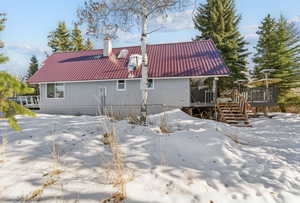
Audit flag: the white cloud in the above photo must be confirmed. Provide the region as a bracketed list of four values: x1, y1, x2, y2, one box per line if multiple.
[114, 9, 195, 43]
[0, 43, 49, 76]
[289, 16, 300, 23]
[5, 43, 50, 56]
[116, 30, 139, 43]
[153, 9, 194, 32]
[242, 25, 258, 31]
[241, 25, 259, 40]
[289, 16, 300, 30]
[244, 33, 259, 40]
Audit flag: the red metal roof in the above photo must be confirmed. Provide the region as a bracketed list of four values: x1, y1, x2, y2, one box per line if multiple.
[28, 40, 230, 83]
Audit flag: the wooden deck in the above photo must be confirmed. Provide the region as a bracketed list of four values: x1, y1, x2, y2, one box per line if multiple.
[9, 96, 40, 109]
[190, 86, 279, 108]
[241, 86, 279, 107]
[190, 102, 215, 107]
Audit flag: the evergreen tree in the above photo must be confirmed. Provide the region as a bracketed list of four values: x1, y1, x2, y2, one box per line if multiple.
[0, 72, 36, 131]
[84, 38, 93, 50]
[0, 13, 8, 64]
[48, 22, 72, 52]
[253, 15, 300, 111]
[26, 55, 39, 80]
[71, 23, 86, 51]
[193, 0, 249, 88]
[253, 14, 278, 77]
[0, 15, 35, 130]
[273, 16, 300, 93]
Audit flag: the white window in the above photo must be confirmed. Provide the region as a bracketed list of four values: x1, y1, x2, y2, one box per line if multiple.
[117, 80, 126, 91]
[47, 83, 65, 98]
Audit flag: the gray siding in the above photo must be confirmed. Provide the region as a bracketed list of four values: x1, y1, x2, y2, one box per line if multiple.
[39, 79, 190, 115]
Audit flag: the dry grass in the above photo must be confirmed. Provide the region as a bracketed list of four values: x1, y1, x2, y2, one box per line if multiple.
[101, 192, 125, 203]
[216, 127, 249, 145]
[105, 126, 126, 202]
[100, 117, 134, 203]
[23, 177, 58, 202]
[268, 105, 300, 114]
[23, 131, 63, 202]
[0, 132, 8, 163]
[106, 111, 124, 121]
[43, 169, 64, 177]
[159, 113, 172, 134]
[127, 113, 141, 125]
[24, 188, 44, 201]
[224, 133, 248, 145]
[101, 132, 115, 145]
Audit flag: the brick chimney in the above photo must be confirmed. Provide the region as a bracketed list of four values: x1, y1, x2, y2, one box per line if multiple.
[103, 37, 112, 57]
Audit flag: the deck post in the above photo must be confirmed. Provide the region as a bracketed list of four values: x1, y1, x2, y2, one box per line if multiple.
[213, 77, 219, 104]
[213, 77, 219, 120]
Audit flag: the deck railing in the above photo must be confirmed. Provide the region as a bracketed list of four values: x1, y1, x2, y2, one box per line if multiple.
[240, 86, 278, 107]
[191, 88, 215, 105]
[9, 96, 40, 109]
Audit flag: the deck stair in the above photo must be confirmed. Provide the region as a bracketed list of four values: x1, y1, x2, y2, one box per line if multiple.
[217, 89, 253, 127]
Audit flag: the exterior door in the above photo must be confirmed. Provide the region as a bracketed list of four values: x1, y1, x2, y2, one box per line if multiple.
[99, 87, 106, 115]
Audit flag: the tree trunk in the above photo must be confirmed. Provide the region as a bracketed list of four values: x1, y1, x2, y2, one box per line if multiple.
[140, 14, 149, 124]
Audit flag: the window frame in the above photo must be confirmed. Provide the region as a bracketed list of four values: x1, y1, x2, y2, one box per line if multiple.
[46, 83, 65, 99]
[147, 79, 155, 90]
[116, 80, 126, 91]
[140, 79, 155, 90]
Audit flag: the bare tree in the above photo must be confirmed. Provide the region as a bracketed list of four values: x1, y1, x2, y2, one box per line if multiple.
[78, 0, 193, 124]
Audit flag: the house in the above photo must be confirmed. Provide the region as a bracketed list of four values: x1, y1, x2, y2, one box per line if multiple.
[28, 39, 230, 115]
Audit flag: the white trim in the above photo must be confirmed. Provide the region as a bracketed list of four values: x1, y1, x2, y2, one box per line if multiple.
[32, 75, 229, 84]
[46, 83, 65, 99]
[116, 80, 127, 91]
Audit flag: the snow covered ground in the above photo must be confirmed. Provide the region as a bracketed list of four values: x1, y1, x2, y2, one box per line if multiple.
[0, 110, 300, 203]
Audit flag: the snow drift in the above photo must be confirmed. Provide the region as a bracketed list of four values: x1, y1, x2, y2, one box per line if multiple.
[0, 109, 299, 202]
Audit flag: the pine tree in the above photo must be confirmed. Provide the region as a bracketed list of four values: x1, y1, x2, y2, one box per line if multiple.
[71, 23, 86, 51]
[253, 15, 300, 111]
[48, 22, 72, 52]
[193, 0, 249, 88]
[26, 55, 39, 80]
[274, 16, 300, 92]
[84, 38, 93, 50]
[253, 14, 278, 77]
[0, 15, 35, 131]
[0, 72, 36, 131]
[0, 13, 8, 64]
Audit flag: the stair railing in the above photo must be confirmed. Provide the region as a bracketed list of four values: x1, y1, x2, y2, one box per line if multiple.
[231, 89, 251, 120]
[215, 103, 225, 122]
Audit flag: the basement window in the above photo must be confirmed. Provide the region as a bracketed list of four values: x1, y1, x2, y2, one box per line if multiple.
[47, 83, 65, 98]
[117, 80, 126, 91]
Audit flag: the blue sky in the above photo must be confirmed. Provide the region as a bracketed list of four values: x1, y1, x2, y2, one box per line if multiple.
[0, 0, 300, 76]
